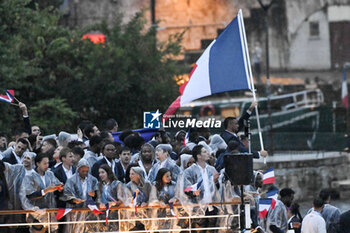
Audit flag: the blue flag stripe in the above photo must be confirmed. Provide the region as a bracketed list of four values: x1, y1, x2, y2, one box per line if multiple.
[259, 198, 273, 205]
[208, 16, 250, 94]
[264, 168, 274, 174]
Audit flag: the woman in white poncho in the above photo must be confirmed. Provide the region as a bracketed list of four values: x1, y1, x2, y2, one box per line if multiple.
[120, 166, 156, 231]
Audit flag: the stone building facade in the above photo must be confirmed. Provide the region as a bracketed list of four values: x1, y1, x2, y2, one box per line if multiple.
[61, 0, 350, 71]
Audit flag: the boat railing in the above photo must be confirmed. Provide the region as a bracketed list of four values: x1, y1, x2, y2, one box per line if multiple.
[242, 89, 324, 114]
[279, 89, 324, 111]
[0, 201, 243, 233]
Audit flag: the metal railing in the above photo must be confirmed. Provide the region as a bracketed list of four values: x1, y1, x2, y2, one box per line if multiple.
[0, 201, 243, 233]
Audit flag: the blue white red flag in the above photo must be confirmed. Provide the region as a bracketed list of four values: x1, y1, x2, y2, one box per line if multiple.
[56, 208, 72, 220]
[342, 68, 348, 108]
[105, 203, 110, 224]
[0, 90, 15, 103]
[263, 168, 275, 184]
[163, 10, 252, 121]
[184, 180, 203, 192]
[132, 192, 138, 213]
[183, 128, 190, 146]
[86, 200, 103, 215]
[267, 187, 279, 202]
[259, 198, 275, 218]
[169, 202, 179, 220]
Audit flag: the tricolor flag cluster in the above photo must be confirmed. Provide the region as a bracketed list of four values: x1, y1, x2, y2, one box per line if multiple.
[0, 90, 15, 103]
[263, 168, 275, 184]
[163, 10, 252, 121]
[184, 180, 203, 192]
[259, 169, 278, 219]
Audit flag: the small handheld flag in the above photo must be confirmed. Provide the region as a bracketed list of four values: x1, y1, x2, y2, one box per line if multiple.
[267, 187, 279, 202]
[184, 180, 203, 192]
[259, 198, 275, 218]
[0, 90, 15, 104]
[56, 208, 72, 220]
[183, 128, 190, 146]
[105, 203, 109, 224]
[169, 202, 179, 220]
[132, 191, 139, 213]
[342, 68, 348, 108]
[108, 194, 118, 203]
[263, 168, 275, 184]
[86, 200, 103, 215]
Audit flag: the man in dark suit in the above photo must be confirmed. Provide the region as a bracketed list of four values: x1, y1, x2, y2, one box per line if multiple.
[220, 101, 267, 159]
[3, 138, 29, 164]
[52, 147, 76, 233]
[53, 147, 76, 184]
[91, 142, 117, 178]
[115, 146, 131, 183]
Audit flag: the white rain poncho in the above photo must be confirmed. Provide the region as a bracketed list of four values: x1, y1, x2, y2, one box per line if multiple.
[83, 150, 100, 169]
[209, 134, 227, 154]
[179, 163, 221, 214]
[198, 141, 213, 155]
[180, 154, 192, 171]
[148, 157, 181, 183]
[19, 169, 62, 231]
[120, 167, 156, 231]
[263, 199, 288, 233]
[4, 162, 26, 226]
[61, 158, 99, 233]
[4, 162, 26, 210]
[321, 204, 340, 232]
[177, 163, 224, 231]
[57, 131, 71, 147]
[149, 181, 182, 232]
[96, 180, 130, 232]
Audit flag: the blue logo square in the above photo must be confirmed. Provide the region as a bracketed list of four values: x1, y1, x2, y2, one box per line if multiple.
[143, 110, 161, 129]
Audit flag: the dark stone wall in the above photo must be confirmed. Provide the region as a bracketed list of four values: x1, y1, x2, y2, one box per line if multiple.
[255, 152, 350, 200]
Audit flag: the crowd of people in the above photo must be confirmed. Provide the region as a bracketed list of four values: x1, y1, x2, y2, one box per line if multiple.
[0, 101, 349, 233]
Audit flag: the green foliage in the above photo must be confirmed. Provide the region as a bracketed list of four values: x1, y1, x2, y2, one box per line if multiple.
[30, 98, 77, 134]
[0, 0, 183, 134]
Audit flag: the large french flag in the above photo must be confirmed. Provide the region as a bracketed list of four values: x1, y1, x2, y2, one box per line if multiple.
[342, 68, 348, 108]
[163, 10, 252, 121]
[263, 168, 275, 184]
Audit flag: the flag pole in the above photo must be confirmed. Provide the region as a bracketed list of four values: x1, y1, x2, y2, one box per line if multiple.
[238, 10, 266, 164]
[10, 102, 19, 107]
